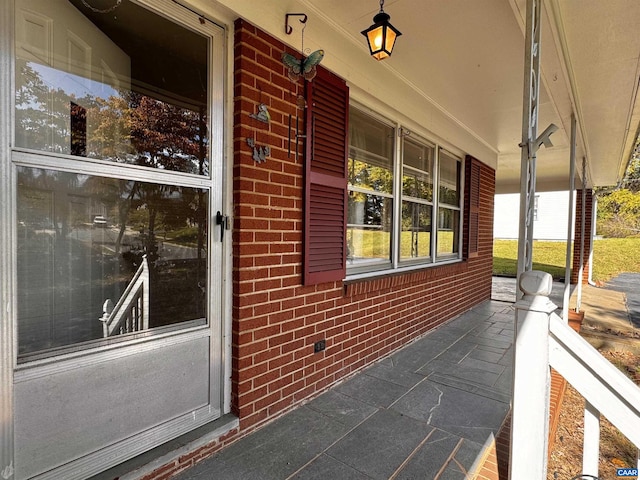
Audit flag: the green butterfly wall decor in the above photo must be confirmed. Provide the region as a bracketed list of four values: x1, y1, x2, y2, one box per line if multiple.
[281, 49, 324, 81]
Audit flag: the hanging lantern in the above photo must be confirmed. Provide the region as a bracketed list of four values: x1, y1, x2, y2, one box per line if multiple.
[361, 0, 402, 61]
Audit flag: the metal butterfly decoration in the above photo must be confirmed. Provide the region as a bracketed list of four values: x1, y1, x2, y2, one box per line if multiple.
[281, 49, 324, 81]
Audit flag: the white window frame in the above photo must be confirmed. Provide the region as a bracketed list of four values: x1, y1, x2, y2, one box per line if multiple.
[347, 103, 464, 279]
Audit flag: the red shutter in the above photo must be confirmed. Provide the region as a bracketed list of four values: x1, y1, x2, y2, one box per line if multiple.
[303, 67, 348, 285]
[466, 156, 481, 258]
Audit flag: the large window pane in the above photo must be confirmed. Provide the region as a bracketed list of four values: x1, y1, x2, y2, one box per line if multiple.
[347, 107, 394, 268]
[439, 151, 460, 206]
[17, 167, 208, 358]
[402, 139, 433, 201]
[347, 194, 392, 264]
[348, 108, 394, 195]
[15, 0, 209, 175]
[436, 207, 460, 257]
[400, 201, 432, 259]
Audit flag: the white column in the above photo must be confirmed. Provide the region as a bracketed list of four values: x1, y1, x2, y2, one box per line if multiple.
[576, 158, 587, 311]
[563, 114, 577, 322]
[588, 196, 598, 286]
[510, 270, 557, 480]
[516, 0, 542, 287]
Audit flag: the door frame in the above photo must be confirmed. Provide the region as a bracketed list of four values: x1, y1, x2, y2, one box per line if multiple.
[1, 0, 16, 477]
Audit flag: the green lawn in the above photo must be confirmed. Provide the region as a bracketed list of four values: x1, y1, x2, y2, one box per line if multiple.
[493, 238, 640, 282]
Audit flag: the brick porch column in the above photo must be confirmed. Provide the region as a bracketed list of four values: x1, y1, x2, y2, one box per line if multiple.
[571, 189, 593, 285]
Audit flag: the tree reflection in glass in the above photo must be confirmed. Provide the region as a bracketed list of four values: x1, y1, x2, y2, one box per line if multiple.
[15, 58, 209, 176]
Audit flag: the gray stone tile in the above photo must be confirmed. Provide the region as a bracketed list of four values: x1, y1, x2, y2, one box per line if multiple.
[430, 390, 508, 444]
[457, 309, 491, 322]
[334, 373, 410, 408]
[427, 373, 511, 404]
[383, 340, 448, 372]
[422, 327, 470, 345]
[493, 367, 513, 396]
[363, 360, 427, 388]
[437, 466, 470, 480]
[444, 314, 487, 331]
[417, 358, 501, 388]
[449, 438, 486, 476]
[474, 334, 510, 346]
[429, 339, 477, 363]
[305, 389, 378, 428]
[491, 305, 513, 317]
[493, 323, 514, 332]
[391, 379, 509, 444]
[474, 344, 509, 355]
[473, 329, 512, 343]
[473, 302, 514, 315]
[393, 428, 461, 480]
[495, 323, 515, 332]
[483, 326, 504, 335]
[447, 367, 501, 389]
[291, 454, 372, 479]
[495, 333, 514, 344]
[466, 347, 504, 364]
[389, 380, 446, 422]
[498, 346, 514, 367]
[468, 323, 492, 336]
[485, 323, 511, 332]
[459, 356, 506, 375]
[326, 409, 432, 480]
[174, 406, 351, 480]
[467, 335, 512, 350]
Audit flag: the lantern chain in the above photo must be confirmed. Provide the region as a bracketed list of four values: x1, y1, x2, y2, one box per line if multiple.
[81, 0, 121, 14]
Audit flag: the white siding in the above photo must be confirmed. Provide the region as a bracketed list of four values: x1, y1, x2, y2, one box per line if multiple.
[494, 191, 575, 240]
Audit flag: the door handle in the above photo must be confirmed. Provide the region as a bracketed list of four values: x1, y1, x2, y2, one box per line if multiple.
[215, 211, 229, 242]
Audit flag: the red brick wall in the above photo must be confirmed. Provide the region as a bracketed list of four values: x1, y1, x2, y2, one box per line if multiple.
[571, 189, 593, 284]
[232, 19, 496, 431]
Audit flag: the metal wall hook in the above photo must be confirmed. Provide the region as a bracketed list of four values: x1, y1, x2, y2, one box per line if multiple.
[285, 13, 307, 35]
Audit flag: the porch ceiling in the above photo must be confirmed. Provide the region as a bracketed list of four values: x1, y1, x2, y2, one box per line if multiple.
[211, 0, 640, 193]
[301, 0, 640, 193]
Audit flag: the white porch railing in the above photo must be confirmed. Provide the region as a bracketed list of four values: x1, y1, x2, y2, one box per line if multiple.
[510, 270, 640, 479]
[99, 255, 150, 337]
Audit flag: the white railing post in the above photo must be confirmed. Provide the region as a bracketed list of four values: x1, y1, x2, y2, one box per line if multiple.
[510, 270, 558, 480]
[583, 401, 600, 477]
[100, 299, 114, 337]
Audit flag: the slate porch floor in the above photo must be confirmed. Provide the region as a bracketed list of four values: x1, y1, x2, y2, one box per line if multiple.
[175, 300, 515, 480]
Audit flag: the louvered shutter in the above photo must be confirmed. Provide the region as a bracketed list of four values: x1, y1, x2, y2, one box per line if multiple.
[303, 67, 348, 285]
[466, 156, 481, 258]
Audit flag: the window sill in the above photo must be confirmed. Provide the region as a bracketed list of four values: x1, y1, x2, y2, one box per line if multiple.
[346, 257, 463, 282]
[344, 259, 468, 297]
